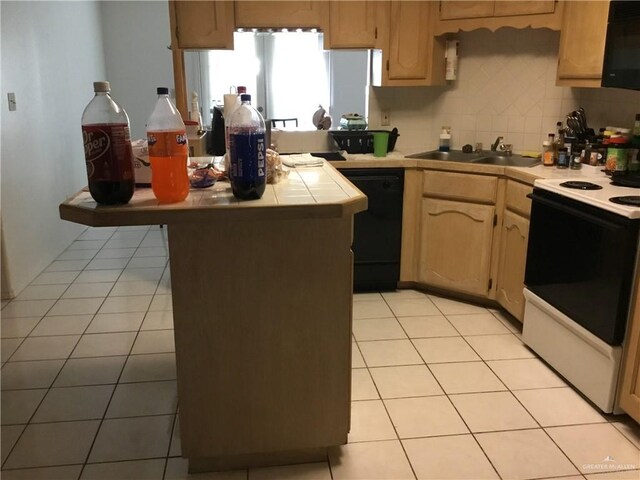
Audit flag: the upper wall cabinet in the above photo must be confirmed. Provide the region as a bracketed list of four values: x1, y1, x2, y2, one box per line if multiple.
[372, 1, 445, 87]
[436, 0, 562, 34]
[326, 1, 381, 49]
[556, 0, 609, 88]
[169, 1, 235, 50]
[234, 1, 329, 29]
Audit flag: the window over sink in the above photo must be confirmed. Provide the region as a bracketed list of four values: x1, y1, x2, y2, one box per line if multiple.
[185, 31, 368, 131]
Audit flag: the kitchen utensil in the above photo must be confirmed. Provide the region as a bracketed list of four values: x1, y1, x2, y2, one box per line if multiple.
[573, 109, 587, 133]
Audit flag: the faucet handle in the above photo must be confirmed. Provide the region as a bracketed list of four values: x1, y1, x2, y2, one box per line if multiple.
[503, 144, 513, 156]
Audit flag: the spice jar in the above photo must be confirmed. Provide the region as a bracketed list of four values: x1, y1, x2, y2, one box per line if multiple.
[606, 137, 631, 173]
[556, 147, 569, 169]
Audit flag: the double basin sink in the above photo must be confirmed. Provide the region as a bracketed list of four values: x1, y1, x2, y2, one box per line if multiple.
[407, 149, 541, 167]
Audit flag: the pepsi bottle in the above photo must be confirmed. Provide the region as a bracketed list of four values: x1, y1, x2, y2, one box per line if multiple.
[228, 94, 266, 200]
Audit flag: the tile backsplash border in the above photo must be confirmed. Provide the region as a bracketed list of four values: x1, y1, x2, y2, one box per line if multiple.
[367, 28, 640, 156]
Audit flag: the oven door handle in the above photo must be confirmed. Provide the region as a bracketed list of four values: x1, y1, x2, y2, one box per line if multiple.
[528, 192, 627, 230]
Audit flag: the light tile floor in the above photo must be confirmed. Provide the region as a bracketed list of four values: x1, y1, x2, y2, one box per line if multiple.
[1, 225, 640, 479]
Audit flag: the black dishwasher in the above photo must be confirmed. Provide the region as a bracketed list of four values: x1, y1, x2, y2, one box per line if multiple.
[340, 168, 404, 291]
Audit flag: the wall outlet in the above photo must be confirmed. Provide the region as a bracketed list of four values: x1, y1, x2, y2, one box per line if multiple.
[381, 110, 390, 126]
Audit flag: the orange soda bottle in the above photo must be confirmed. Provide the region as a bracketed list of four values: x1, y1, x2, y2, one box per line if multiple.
[146, 87, 190, 203]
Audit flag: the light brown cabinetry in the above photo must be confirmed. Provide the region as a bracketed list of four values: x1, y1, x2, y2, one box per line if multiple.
[437, 0, 561, 34]
[496, 180, 533, 322]
[419, 198, 495, 296]
[417, 171, 499, 298]
[235, 1, 329, 29]
[618, 282, 640, 423]
[327, 1, 381, 49]
[169, 1, 235, 50]
[371, 1, 445, 87]
[556, 0, 610, 88]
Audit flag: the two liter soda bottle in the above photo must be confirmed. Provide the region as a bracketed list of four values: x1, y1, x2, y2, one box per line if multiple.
[81, 81, 135, 205]
[146, 87, 190, 203]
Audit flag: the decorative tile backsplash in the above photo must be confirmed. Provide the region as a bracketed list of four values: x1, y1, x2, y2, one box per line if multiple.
[368, 28, 640, 155]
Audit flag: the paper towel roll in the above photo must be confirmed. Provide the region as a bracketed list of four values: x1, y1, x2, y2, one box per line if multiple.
[223, 93, 241, 120]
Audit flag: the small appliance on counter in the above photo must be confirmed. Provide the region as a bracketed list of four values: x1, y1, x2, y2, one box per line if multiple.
[339, 113, 367, 130]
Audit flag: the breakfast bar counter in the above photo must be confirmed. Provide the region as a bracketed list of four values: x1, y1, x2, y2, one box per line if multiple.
[60, 162, 367, 472]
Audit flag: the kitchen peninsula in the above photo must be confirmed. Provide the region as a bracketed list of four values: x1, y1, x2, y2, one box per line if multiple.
[59, 162, 367, 472]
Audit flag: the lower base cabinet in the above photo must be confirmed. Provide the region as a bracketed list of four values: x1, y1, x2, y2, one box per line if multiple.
[418, 197, 495, 297]
[618, 283, 640, 422]
[496, 210, 529, 321]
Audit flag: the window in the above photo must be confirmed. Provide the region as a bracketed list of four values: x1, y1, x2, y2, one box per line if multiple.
[188, 32, 368, 131]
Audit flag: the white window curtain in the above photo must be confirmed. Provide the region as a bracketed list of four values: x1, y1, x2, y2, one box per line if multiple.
[206, 31, 330, 129]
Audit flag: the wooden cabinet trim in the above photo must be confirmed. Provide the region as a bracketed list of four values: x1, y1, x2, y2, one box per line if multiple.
[618, 280, 640, 422]
[422, 170, 498, 204]
[436, 0, 563, 34]
[505, 180, 533, 218]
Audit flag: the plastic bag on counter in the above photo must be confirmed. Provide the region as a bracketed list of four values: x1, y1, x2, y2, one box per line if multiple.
[267, 148, 288, 184]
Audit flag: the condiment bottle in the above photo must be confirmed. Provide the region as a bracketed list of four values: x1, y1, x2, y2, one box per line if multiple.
[542, 135, 555, 166]
[556, 147, 569, 169]
[81, 81, 135, 205]
[439, 126, 451, 152]
[146, 87, 190, 203]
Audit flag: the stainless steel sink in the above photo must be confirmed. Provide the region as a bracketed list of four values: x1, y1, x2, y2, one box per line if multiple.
[407, 149, 541, 167]
[406, 150, 484, 162]
[471, 155, 541, 167]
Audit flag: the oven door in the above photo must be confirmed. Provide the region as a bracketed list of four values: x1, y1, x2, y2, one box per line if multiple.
[524, 189, 639, 345]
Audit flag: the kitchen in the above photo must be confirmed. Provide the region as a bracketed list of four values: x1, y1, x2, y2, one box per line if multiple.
[3, 1, 640, 479]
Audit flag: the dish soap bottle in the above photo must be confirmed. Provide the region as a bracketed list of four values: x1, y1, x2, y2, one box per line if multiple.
[439, 126, 451, 152]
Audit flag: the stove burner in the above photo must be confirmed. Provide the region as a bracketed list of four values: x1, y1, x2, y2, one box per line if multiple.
[559, 181, 603, 190]
[610, 196, 640, 206]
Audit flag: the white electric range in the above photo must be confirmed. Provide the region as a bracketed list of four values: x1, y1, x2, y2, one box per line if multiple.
[522, 168, 640, 413]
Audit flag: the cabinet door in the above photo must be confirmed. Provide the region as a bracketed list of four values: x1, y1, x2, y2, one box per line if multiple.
[557, 0, 609, 87]
[171, 1, 235, 50]
[328, 1, 379, 48]
[494, 1, 555, 17]
[387, 1, 434, 81]
[618, 284, 640, 423]
[419, 198, 495, 297]
[440, 1, 494, 20]
[235, 1, 329, 29]
[496, 210, 529, 322]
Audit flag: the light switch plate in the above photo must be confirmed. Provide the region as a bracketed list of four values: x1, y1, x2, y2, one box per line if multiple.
[7, 93, 16, 111]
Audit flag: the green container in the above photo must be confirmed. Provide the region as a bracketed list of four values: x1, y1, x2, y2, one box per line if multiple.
[373, 132, 389, 157]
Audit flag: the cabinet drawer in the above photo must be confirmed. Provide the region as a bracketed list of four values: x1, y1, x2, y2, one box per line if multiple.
[422, 170, 497, 203]
[505, 180, 533, 218]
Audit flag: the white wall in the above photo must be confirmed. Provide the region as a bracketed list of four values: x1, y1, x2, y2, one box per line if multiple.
[99, 1, 174, 140]
[1, 1, 106, 298]
[367, 28, 640, 155]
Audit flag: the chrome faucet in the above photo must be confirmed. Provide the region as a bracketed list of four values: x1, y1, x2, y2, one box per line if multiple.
[491, 136, 505, 151]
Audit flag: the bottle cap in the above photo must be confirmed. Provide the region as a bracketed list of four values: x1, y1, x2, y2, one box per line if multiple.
[93, 81, 110, 92]
[157, 87, 169, 95]
[240, 94, 251, 102]
[237, 86, 247, 94]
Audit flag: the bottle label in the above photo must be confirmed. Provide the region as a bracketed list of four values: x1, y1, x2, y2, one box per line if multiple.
[229, 131, 266, 183]
[147, 130, 188, 157]
[82, 124, 133, 181]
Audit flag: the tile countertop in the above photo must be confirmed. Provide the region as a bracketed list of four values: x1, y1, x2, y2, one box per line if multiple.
[59, 161, 367, 228]
[331, 151, 608, 185]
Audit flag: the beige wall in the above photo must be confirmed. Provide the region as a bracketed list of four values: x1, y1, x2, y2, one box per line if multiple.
[368, 28, 640, 155]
